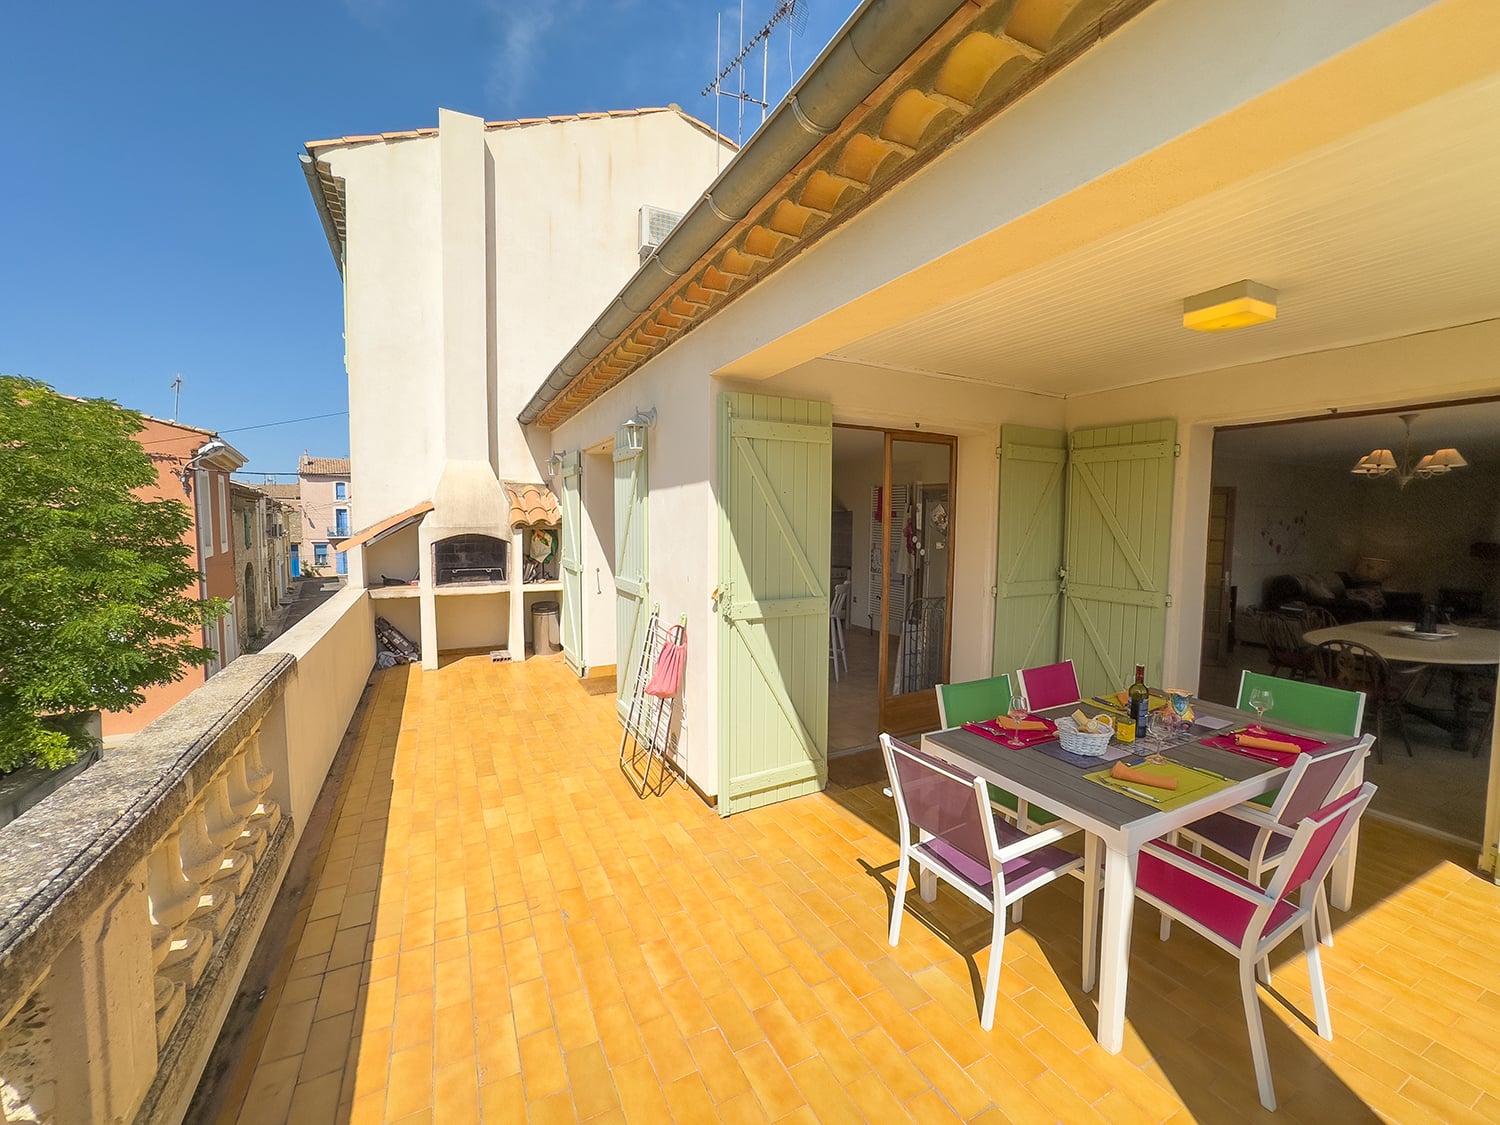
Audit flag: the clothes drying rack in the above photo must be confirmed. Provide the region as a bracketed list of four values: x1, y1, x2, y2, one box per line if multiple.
[619, 606, 683, 798]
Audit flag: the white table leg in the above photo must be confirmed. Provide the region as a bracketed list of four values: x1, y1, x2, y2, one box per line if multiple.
[1096, 841, 1137, 1054]
[1082, 833, 1102, 994]
[919, 868, 937, 903]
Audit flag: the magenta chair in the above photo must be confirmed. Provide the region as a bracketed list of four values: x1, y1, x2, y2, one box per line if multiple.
[1014, 659, 1081, 710]
[1136, 782, 1377, 1111]
[879, 734, 1093, 1030]
[1170, 734, 1371, 947]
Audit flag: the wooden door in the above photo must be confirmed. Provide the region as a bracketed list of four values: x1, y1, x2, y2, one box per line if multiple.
[718, 392, 831, 815]
[1201, 486, 1235, 668]
[560, 450, 584, 675]
[614, 432, 648, 722]
[993, 426, 1066, 679]
[1062, 421, 1176, 698]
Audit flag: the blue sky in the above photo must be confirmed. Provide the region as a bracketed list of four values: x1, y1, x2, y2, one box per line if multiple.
[1, 0, 853, 479]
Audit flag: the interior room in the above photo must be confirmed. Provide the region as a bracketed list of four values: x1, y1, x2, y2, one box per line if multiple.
[828, 426, 956, 754]
[1198, 398, 1500, 845]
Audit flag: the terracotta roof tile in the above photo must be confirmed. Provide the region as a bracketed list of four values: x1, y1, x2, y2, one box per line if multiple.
[255, 482, 302, 500]
[503, 482, 560, 527]
[338, 501, 435, 551]
[299, 455, 350, 476]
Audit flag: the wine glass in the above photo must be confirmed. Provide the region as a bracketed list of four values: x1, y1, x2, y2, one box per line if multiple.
[1247, 685, 1275, 729]
[1147, 708, 1174, 759]
[1007, 690, 1031, 747]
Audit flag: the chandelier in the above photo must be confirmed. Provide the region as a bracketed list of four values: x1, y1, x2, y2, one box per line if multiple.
[1351, 412, 1467, 489]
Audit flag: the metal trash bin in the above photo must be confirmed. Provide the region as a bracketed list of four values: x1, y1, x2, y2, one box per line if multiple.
[531, 601, 562, 655]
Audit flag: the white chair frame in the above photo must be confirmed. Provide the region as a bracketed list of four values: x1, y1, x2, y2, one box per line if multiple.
[1138, 783, 1376, 1111]
[829, 580, 850, 682]
[881, 734, 1099, 1030]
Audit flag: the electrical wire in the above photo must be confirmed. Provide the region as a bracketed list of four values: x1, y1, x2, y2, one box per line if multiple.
[138, 409, 349, 446]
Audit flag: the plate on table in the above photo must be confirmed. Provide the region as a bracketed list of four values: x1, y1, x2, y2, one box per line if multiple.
[1389, 623, 1458, 642]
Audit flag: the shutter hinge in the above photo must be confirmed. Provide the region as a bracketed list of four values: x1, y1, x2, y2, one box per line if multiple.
[1173, 443, 1182, 458]
[995, 444, 1003, 459]
[990, 585, 998, 598]
[1165, 593, 1174, 608]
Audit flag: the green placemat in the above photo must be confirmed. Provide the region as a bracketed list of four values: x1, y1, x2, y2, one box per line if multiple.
[1085, 760, 1235, 811]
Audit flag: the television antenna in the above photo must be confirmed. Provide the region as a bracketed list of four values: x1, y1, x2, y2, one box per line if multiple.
[170, 374, 183, 421]
[702, 1, 808, 161]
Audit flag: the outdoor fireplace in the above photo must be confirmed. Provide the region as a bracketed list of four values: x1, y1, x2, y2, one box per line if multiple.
[433, 534, 508, 586]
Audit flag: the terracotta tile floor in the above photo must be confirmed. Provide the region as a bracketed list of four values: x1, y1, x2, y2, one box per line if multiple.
[217, 655, 1500, 1124]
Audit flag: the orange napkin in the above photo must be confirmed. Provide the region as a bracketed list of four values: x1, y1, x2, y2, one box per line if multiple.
[1110, 762, 1178, 790]
[995, 716, 1046, 731]
[1236, 733, 1302, 754]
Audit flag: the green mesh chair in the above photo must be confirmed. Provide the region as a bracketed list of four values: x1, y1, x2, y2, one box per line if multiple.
[1236, 670, 1366, 807]
[935, 674, 1060, 827]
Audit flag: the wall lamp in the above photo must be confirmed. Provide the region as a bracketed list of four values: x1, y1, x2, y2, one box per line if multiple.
[622, 407, 657, 454]
[545, 451, 565, 479]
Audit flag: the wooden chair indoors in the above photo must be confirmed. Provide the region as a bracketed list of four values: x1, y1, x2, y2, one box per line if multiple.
[1312, 639, 1416, 763]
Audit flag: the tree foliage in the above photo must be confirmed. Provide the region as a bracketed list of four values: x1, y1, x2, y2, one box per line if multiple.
[0, 377, 225, 771]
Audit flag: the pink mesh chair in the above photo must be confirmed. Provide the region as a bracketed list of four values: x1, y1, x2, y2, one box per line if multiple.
[1169, 734, 1371, 947]
[879, 734, 1095, 1030]
[1014, 659, 1081, 710]
[1135, 782, 1377, 1111]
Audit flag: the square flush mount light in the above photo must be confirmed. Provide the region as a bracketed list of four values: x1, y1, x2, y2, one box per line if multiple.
[1182, 280, 1278, 332]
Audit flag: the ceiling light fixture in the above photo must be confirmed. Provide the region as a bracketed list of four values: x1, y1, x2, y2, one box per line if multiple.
[1182, 280, 1278, 332]
[1351, 413, 1467, 489]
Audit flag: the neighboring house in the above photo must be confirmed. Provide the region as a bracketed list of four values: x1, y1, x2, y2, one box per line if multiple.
[230, 483, 295, 646]
[103, 416, 247, 738]
[297, 454, 351, 577]
[299, 106, 733, 663]
[257, 482, 302, 577]
[511, 1, 1500, 816]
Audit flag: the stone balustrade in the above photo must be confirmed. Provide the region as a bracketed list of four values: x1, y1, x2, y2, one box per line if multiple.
[0, 586, 376, 1125]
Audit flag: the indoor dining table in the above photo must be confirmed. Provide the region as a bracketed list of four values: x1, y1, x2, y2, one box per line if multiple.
[923, 698, 1363, 1055]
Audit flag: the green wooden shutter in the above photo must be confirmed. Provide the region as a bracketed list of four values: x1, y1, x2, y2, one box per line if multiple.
[993, 426, 1066, 677]
[614, 430, 649, 722]
[560, 450, 584, 675]
[1062, 420, 1176, 698]
[717, 393, 832, 816]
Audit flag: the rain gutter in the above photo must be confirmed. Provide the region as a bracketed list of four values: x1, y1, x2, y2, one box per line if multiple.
[299, 154, 345, 277]
[516, 0, 969, 426]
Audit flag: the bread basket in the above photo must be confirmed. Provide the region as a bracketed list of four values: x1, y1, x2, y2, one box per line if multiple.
[1054, 716, 1114, 757]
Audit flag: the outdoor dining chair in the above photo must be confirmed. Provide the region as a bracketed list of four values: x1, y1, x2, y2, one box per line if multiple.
[936, 674, 1061, 833]
[1168, 733, 1372, 947]
[1014, 659, 1081, 710]
[1311, 639, 1415, 762]
[1236, 671, 1366, 738]
[879, 734, 1091, 1030]
[1135, 782, 1377, 1112]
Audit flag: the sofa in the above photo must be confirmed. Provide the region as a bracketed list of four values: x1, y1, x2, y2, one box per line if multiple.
[1261, 571, 1423, 624]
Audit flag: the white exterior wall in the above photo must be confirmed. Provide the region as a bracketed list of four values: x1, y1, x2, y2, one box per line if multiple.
[324, 111, 731, 534]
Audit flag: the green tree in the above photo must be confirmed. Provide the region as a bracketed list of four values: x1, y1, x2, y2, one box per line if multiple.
[0, 377, 225, 771]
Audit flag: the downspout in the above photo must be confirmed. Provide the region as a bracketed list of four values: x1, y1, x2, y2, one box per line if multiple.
[299, 153, 345, 278]
[516, 0, 968, 426]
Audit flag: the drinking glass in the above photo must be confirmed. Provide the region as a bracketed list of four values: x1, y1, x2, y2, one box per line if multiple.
[1148, 708, 1174, 758]
[1247, 686, 1275, 727]
[1007, 691, 1031, 748]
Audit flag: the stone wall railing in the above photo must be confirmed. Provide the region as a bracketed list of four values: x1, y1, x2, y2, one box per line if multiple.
[0, 587, 375, 1125]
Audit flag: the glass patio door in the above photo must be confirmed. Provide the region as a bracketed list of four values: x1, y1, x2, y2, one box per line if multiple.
[878, 432, 957, 736]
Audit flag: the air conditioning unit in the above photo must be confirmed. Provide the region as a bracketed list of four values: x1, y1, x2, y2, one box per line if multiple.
[638, 205, 683, 264]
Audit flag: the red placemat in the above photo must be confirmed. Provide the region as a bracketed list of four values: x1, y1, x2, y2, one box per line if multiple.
[961, 718, 1058, 749]
[1199, 726, 1327, 768]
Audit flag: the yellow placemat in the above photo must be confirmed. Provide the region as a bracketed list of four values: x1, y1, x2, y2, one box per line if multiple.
[1085, 760, 1234, 812]
[1090, 692, 1170, 716]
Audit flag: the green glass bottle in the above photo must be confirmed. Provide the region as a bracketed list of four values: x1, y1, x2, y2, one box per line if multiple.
[1128, 663, 1150, 739]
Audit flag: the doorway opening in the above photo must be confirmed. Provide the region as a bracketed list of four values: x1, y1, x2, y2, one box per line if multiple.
[829, 425, 956, 754]
[1200, 399, 1500, 846]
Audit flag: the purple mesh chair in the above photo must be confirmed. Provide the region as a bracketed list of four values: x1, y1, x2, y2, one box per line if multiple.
[1168, 734, 1371, 947]
[1136, 782, 1377, 1111]
[879, 734, 1095, 1030]
[1014, 659, 1081, 710]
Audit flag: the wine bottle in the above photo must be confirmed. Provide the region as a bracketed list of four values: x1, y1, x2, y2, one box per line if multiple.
[1128, 663, 1150, 739]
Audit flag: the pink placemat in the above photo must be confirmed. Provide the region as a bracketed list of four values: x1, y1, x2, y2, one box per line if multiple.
[961, 718, 1058, 750]
[1199, 726, 1327, 768]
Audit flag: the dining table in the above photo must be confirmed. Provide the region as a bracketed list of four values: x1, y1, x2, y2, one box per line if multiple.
[922, 696, 1364, 1055]
[1303, 619, 1500, 748]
